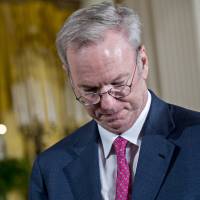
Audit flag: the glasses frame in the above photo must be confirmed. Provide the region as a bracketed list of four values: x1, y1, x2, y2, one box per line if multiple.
[68, 50, 139, 106]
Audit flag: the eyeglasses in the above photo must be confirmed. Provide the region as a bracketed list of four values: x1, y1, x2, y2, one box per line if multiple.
[69, 52, 139, 106]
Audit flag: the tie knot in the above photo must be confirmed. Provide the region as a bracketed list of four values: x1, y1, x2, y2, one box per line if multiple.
[113, 137, 128, 156]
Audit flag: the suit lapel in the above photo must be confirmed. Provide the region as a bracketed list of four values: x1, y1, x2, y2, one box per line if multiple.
[63, 121, 101, 200]
[132, 91, 177, 200]
[132, 135, 176, 200]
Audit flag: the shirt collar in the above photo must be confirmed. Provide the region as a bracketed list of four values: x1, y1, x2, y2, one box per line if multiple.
[98, 91, 152, 158]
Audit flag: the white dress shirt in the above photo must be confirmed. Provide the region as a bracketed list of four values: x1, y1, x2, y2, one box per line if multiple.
[98, 91, 151, 200]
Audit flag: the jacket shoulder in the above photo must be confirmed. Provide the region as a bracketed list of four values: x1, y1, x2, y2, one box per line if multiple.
[35, 120, 97, 167]
[170, 104, 200, 126]
[169, 104, 200, 140]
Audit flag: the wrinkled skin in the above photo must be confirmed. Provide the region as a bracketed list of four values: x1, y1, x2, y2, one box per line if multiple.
[66, 30, 149, 134]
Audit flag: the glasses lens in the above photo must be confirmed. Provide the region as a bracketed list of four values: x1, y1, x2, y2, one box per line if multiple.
[78, 94, 100, 106]
[78, 86, 131, 105]
[110, 86, 131, 98]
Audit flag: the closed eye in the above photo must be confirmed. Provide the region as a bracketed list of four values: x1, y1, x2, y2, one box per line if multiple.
[110, 74, 129, 86]
[82, 87, 98, 93]
[111, 81, 126, 86]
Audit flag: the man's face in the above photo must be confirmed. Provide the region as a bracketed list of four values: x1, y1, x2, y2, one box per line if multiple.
[67, 31, 149, 134]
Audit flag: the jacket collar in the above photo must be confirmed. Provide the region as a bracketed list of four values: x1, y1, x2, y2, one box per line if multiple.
[142, 90, 175, 138]
[132, 90, 176, 200]
[63, 120, 102, 200]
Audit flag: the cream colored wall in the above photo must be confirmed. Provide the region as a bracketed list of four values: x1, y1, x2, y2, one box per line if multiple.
[192, 0, 200, 78]
[125, 0, 200, 111]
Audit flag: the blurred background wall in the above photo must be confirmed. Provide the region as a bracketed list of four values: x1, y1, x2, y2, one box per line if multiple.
[126, 0, 200, 110]
[0, 0, 200, 199]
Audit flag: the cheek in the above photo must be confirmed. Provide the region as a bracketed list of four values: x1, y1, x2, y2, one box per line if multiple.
[121, 93, 143, 111]
[84, 106, 97, 118]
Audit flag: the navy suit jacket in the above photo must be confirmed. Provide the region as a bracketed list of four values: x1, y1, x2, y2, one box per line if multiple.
[29, 92, 200, 200]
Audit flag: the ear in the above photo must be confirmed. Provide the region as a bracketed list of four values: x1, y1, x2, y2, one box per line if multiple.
[138, 45, 149, 80]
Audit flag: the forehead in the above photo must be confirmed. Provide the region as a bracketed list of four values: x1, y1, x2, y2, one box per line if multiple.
[67, 31, 136, 86]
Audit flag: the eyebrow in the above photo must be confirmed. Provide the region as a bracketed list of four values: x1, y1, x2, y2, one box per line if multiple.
[78, 73, 130, 89]
[111, 73, 129, 83]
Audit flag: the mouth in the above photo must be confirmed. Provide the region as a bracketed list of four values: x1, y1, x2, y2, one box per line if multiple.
[97, 110, 125, 122]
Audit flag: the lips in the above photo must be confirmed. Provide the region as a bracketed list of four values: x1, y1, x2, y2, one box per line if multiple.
[97, 110, 126, 122]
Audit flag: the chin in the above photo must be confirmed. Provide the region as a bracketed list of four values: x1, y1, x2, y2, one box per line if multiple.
[101, 119, 132, 134]
[106, 126, 129, 134]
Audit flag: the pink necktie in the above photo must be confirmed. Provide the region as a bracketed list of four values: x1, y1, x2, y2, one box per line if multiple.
[113, 137, 131, 200]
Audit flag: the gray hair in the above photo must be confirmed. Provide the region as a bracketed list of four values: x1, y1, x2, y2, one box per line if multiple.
[56, 2, 142, 68]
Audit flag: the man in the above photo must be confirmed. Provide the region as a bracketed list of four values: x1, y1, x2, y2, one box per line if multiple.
[29, 2, 200, 200]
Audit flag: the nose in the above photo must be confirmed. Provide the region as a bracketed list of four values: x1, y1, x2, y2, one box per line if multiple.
[99, 92, 116, 113]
